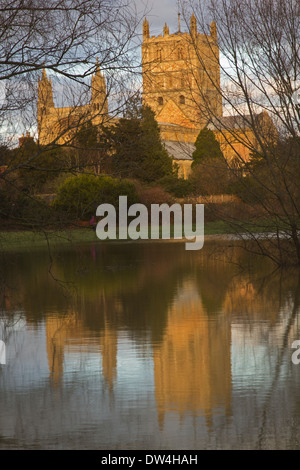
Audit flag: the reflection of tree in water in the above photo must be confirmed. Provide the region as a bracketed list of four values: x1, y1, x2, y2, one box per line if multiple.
[0, 252, 26, 349]
[0, 249, 71, 322]
[255, 272, 300, 449]
[194, 256, 235, 315]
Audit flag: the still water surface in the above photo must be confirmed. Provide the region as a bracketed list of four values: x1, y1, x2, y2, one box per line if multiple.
[1, 240, 300, 449]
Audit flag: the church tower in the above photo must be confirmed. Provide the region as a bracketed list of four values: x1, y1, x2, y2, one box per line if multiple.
[91, 58, 108, 115]
[37, 67, 55, 136]
[142, 15, 222, 130]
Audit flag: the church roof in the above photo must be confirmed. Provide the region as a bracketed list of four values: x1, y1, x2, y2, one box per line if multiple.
[207, 112, 271, 131]
[207, 115, 253, 130]
[163, 140, 194, 160]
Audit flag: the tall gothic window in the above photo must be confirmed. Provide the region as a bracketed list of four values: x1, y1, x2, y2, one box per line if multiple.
[158, 96, 163, 106]
[179, 95, 185, 104]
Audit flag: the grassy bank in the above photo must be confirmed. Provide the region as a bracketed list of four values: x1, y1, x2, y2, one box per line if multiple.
[1, 216, 288, 251]
[0, 220, 238, 251]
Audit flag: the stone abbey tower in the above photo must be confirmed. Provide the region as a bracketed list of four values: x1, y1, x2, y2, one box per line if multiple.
[142, 14, 222, 137]
[37, 59, 108, 145]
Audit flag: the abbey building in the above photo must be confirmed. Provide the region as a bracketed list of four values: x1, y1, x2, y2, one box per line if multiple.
[37, 15, 265, 178]
[37, 59, 108, 146]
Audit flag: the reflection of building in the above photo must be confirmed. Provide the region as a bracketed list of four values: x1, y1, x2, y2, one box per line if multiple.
[153, 281, 232, 429]
[100, 323, 117, 391]
[46, 312, 117, 388]
[44, 279, 232, 430]
[223, 278, 280, 324]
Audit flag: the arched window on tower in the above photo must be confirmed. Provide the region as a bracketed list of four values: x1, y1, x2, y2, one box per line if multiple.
[179, 95, 185, 105]
[158, 96, 164, 106]
[157, 48, 162, 61]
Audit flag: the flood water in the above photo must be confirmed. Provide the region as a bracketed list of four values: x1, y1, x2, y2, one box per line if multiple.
[1, 240, 300, 450]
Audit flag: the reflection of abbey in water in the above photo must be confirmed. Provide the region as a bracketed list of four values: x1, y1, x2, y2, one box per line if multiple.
[153, 280, 231, 428]
[45, 278, 232, 429]
[3, 243, 297, 436]
[46, 314, 117, 389]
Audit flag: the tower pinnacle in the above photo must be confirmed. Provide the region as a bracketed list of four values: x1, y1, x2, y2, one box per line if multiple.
[210, 20, 217, 39]
[163, 22, 169, 36]
[143, 17, 150, 39]
[37, 67, 54, 111]
[91, 59, 108, 114]
[190, 13, 197, 38]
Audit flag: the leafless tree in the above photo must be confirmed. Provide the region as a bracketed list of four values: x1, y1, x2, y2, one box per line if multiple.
[0, 0, 145, 230]
[181, 0, 300, 265]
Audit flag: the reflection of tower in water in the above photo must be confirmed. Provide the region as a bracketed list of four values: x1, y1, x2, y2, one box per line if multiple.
[46, 310, 118, 389]
[100, 322, 117, 391]
[46, 314, 73, 386]
[153, 280, 232, 429]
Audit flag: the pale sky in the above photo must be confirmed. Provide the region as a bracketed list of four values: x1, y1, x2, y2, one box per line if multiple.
[135, 0, 189, 36]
